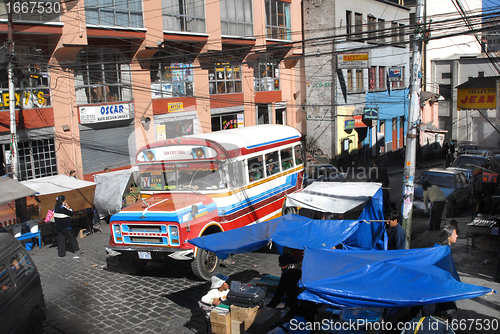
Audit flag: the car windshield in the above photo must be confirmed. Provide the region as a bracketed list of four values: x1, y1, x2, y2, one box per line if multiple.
[453, 156, 486, 168]
[417, 173, 455, 189]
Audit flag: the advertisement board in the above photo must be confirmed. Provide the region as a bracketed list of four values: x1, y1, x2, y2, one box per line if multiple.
[79, 103, 134, 124]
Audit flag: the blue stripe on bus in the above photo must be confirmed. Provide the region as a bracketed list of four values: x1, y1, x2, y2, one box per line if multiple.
[247, 136, 300, 149]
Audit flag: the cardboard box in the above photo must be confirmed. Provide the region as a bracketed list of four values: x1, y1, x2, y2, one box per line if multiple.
[246, 307, 282, 333]
[125, 194, 138, 206]
[230, 305, 260, 322]
[231, 320, 245, 334]
[210, 310, 231, 334]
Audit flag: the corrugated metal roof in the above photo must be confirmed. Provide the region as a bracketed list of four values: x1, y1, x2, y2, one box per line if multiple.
[456, 76, 500, 89]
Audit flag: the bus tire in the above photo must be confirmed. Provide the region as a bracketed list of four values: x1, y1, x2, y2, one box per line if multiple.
[118, 256, 147, 275]
[191, 248, 220, 280]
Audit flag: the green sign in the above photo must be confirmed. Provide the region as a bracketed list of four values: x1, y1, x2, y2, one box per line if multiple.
[344, 119, 355, 130]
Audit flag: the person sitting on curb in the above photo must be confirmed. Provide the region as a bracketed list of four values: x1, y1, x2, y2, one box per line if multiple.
[201, 273, 230, 306]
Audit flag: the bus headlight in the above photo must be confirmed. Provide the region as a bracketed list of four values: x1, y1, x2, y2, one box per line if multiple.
[170, 226, 179, 237]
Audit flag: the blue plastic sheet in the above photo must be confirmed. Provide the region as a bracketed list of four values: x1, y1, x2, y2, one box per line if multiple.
[189, 214, 386, 259]
[299, 247, 494, 308]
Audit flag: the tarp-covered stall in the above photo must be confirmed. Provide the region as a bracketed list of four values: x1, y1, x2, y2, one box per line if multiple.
[299, 247, 494, 308]
[189, 214, 387, 259]
[0, 177, 37, 226]
[21, 175, 96, 223]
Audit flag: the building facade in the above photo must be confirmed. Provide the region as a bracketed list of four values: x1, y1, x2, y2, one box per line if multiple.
[0, 0, 304, 180]
[303, 0, 410, 164]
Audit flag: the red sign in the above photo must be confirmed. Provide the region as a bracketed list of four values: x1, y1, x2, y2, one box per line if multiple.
[354, 115, 367, 128]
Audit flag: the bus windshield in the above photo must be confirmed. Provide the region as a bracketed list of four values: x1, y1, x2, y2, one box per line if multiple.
[140, 162, 224, 191]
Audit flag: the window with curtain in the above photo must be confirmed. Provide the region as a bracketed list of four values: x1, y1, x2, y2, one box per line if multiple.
[254, 59, 280, 92]
[347, 69, 353, 91]
[74, 48, 133, 105]
[162, 0, 206, 33]
[378, 66, 386, 89]
[209, 63, 242, 95]
[356, 69, 363, 91]
[369, 67, 376, 91]
[265, 0, 291, 40]
[220, 0, 253, 37]
[150, 51, 194, 99]
[85, 0, 143, 28]
[367, 16, 376, 42]
[354, 13, 363, 40]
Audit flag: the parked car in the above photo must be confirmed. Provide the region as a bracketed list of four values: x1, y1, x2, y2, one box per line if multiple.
[413, 168, 472, 217]
[306, 164, 347, 185]
[450, 154, 500, 196]
[0, 232, 46, 334]
[456, 142, 480, 156]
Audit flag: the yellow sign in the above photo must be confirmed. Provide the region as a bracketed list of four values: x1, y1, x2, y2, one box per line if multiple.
[168, 102, 183, 113]
[156, 125, 166, 141]
[457, 88, 496, 110]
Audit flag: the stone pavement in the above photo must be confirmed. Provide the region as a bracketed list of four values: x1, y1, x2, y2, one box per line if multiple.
[25, 171, 500, 334]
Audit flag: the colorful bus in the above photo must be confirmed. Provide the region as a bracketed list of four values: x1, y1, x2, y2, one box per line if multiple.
[107, 124, 305, 279]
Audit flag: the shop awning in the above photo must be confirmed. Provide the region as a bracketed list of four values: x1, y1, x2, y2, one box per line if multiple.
[0, 177, 36, 204]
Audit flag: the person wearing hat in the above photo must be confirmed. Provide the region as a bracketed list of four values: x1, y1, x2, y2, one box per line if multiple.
[201, 273, 230, 306]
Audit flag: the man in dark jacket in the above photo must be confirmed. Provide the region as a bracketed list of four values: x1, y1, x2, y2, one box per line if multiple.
[54, 195, 83, 258]
[386, 211, 406, 250]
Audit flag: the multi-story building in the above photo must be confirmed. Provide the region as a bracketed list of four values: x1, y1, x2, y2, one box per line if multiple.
[0, 0, 304, 181]
[303, 0, 410, 164]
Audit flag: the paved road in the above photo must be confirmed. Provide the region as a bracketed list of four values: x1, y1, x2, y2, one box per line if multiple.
[26, 161, 500, 334]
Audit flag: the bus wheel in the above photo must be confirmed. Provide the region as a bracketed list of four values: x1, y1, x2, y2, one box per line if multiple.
[118, 256, 147, 275]
[191, 248, 220, 280]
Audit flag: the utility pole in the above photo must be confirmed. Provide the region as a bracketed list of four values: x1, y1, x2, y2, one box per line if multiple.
[401, 0, 424, 249]
[8, 0, 19, 180]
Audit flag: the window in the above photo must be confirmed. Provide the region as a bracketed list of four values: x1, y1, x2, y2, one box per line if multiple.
[74, 48, 133, 105]
[257, 105, 270, 124]
[0, 0, 60, 22]
[369, 67, 376, 90]
[367, 16, 376, 42]
[150, 52, 194, 99]
[0, 46, 51, 111]
[398, 24, 405, 45]
[265, 152, 279, 176]
[346, 11, 352, 37]
[354, 13, 363, 40]
[220, 0, 253, 37]
[280, 148, 293, 170]
[0, 264, 14, 300]
[254, 60, 280, 92]
[265, 0, 291, 40]
[441, 72, 451, 79]
[209, 63, 242, 95]
[439, 84, 452, 100]
[378, 66, 386, 90]
[356, 69, 363, 91]
[391, 22, 398, 44]
[293, 144, 303, 165]
[8, 250, 35, 285]
[347, 69, 353, 91]
[378, 19, 385, 43]
[211, 113, 242, 132]
[248, 156, 264, 182]
[162, 0, 205, 33]
[276, 108, 286, 125]
[85, 0, 143, 28]
[4, 139, 58, 180]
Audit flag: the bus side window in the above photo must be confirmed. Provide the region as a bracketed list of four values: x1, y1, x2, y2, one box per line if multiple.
[228, 161, 245, 187]
[294, 145, 303, 165]
[265, 152, 280, 176]
[248, 156, 264, 182]
[280, 148, 293, 171]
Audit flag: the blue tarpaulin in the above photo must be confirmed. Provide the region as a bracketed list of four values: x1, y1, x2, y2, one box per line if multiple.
[299, 247, 494, 308]
[189, 214, 387, 259]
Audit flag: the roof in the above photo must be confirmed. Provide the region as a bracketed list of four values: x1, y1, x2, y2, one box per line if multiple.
[20, 175, 96, 196]
[456, 76, 500, 90]
[0, 177, 36, 204]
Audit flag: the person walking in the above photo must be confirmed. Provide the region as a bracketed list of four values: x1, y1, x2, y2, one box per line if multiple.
[54, 195, 83, 258]
[422, 181, 446, 231]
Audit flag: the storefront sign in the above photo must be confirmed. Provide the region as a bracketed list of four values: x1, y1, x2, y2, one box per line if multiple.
[79, 103, 134, 124]
[337, 52, 369, 69]
[457, 88, 496, 110]
[237, 113, 245, 127]
[344, 119, 355, 130]
[0, 89, 50, 111]
[354, 115, 367, 128]
[388, 67, 402, 82]
[363, 107, 379, 120]
[168, 102, 184, 112]
[156, 125, 166, 141]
